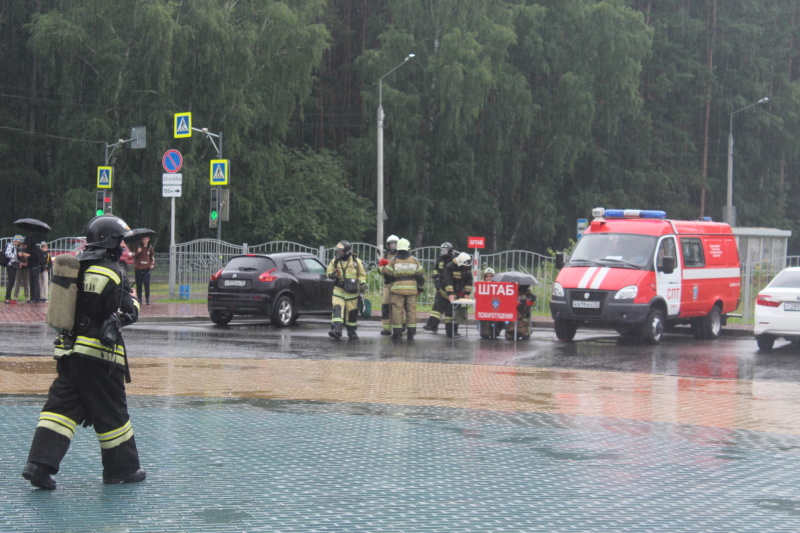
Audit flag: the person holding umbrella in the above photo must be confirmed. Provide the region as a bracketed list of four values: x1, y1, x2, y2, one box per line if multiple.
[21, 235, 42, 303]
[11, 218, 51, 303]
[4, 235, 23, 304]
[132, 233, 155, 305]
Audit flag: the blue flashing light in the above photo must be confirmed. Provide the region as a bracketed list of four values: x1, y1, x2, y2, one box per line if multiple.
[700, 216, 712, 221]
[601, 209, 666, 220]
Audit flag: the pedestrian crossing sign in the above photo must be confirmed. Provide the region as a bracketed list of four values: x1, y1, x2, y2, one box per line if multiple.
[97, 166, 113, 189]
[210, 159, 229, 185]
[174, 112, 192, 138]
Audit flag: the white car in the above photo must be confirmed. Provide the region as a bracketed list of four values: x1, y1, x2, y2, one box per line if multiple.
[754, 267, 800, 350]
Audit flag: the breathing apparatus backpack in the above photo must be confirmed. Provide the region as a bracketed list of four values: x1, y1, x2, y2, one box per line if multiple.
[46, 254, 81, 334]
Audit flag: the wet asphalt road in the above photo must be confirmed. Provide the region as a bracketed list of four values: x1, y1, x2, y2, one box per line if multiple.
[3, 319, 799, 384]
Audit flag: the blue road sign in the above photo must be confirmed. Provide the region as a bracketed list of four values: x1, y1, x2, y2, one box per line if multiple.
[97, 166, 113, 189]
[162, 149, 183, 173]
[174, 112, 191, 138]
[210, 159, 229, 185]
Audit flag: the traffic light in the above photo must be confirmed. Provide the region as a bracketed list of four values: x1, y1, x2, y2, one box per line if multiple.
[209, 188, 219, 228]
[96, 190, 113, 215]
[96, 191, 104, 216]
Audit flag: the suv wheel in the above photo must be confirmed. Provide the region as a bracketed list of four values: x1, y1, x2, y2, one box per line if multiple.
[210, 310, 233, 326]
[272, 295, 296, 327]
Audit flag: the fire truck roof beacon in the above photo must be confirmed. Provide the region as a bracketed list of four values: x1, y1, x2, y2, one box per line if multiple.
[593, 208, 667, 220]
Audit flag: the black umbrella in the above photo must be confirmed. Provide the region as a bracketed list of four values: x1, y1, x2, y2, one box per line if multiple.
[493, 271, 539, 286]
[13, 218, 51, 233]
[123, 228, 156, 243]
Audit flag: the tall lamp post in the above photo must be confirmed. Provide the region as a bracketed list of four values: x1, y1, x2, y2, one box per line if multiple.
[725, 96, 768, 226]
[377, 53, 415, 254]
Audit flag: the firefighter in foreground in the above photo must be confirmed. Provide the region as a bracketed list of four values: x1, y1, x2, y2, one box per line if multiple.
[505, 284, 536, 340]
[326, 240, 367, 340]
[443, 252, 474, 338]
[423, 242, 456, 333]
[22, 215, 144, 490]
[383, 238, 425, 340]
[377, 234, 399, 335]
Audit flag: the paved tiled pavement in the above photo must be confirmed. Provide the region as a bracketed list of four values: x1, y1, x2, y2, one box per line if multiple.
[4, 298, 796, 533]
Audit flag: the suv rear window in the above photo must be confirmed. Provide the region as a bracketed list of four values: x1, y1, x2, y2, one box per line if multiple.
[224, 256, 276, 273]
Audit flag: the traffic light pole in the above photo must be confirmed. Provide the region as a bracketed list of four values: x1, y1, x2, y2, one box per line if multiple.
[192, 127, 224, 241]
[98, 128, 145, 216]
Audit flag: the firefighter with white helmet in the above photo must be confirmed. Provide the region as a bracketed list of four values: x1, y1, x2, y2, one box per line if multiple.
[383, 238, 425, 340]
[442, 252, 474, 338]
[423, 242, 457, 333]
[23, 215, 145, 489]
[326, 240, 367, 340]
[377, 235, 400, 335]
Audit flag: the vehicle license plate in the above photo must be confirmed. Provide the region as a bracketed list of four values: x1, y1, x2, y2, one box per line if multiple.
[572, 300, 600, 309]
[224, 280, 246, 287]
[784, 302, 800, 311]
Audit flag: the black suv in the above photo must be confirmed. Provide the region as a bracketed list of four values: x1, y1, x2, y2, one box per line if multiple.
[207, 252, 333, 326]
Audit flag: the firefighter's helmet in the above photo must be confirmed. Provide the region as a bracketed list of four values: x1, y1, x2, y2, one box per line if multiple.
[440, 242, 454, 256]
[397, 238, 411, 251]
[84, 215, 131, 249]
[453, 252, 472, 267]
[335, 240, 352, 260]
[386, 234, 399, 253]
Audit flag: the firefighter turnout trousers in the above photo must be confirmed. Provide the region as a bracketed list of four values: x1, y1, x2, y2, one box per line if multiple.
[381, 285, 392, 333]
[331, 290, 360, 332]
[27, 354, 141, 477]
[390, 293, 417, 331]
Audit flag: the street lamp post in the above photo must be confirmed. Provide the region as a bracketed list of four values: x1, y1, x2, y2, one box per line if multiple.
[725, 97, 768, 226]
[377, 53, 415, 254]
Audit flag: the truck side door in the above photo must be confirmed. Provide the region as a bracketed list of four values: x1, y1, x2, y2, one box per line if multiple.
[655, 236, 681, 317]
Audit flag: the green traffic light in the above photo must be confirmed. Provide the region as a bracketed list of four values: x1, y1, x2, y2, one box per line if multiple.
[210, 210, 218, 220]
[96, 209, 104, 216]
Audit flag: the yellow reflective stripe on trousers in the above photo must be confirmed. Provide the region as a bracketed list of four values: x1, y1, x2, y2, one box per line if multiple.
[37, 412, 78, 440]
[74, 336, 126, 366]
[96, 420, 134, 449]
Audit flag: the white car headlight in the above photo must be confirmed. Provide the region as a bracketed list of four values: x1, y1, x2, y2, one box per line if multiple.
[552, 282, 564, 298]
[615, 285, 638, 300]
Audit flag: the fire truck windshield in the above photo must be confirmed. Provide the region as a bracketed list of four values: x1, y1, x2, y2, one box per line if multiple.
[570, 233, 657, 269]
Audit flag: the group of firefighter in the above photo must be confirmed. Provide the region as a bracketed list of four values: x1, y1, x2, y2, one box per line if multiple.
[324, 236, 536, 341]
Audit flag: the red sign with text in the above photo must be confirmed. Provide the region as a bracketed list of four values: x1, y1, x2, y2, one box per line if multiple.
[468, 236, 485, 249]
[474, 282, 517, 321]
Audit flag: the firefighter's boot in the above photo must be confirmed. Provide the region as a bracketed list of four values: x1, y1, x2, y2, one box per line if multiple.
[329, 322, 342, 340]
[423, 316, 439, 333]
[406, 327, 416, 340]
[346, 325, 358, 340]
[392, 328, 403, 341]
[452, 323, 462, 338]
[445, 323, 454, 338]
[22, 462, 56, 490]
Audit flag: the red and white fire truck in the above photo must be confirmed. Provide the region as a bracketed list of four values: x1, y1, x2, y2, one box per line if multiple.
[549, 208, 741, 344]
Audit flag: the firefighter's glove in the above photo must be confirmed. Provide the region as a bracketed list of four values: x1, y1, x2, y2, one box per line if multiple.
[328, 270, 340, 280]
[118, 311, 136, 327]
[360, 283, 368, 293]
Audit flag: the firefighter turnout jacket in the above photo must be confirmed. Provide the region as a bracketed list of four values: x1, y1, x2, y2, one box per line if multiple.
[384, 252, 425, 294]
